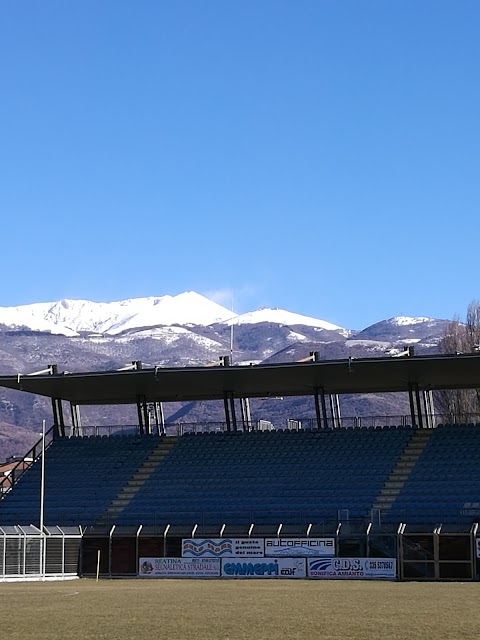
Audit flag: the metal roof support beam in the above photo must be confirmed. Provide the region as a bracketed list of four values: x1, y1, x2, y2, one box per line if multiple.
[239, 398, 246, 430]
[240, 397, 251, 432]
[329, 394, 342, 429]
[408, 383, 425, 429]
[429, 390, 436, 428]
[148, 402, 159, 436]
[154, 401, 165, 436]
[408, 384, 417, 427]
[70, 402, 82, 437]
[423, 390, 436, 429]
[51, 398, 65, 437]
[320, 387, 329, 429]
[5, 354, 480, 413]
[229, 393, 237, 432]
[414, 384, 424, 429]
[223, 393, 231, 432]
[222, 391, 237, 432]
[49, 365, 65, 438]
[313, 387, 327, 430]
[136, 395, 149, 435]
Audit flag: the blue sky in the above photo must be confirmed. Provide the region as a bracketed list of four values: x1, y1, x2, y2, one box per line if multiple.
[0, 0, 478, 330]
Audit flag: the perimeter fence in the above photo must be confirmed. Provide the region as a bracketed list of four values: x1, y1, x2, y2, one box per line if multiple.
[0, 525, 82, 581]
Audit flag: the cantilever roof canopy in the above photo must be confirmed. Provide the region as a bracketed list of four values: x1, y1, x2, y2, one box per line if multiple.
[0, 353, 479, 405]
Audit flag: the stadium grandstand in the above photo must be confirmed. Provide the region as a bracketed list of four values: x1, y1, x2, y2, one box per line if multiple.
[0, 353, 479, 582]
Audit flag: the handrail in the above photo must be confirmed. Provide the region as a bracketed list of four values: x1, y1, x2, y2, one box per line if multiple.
[0, 426, 55, 497]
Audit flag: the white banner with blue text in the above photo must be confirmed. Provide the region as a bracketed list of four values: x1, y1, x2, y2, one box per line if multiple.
[182, 538, 264, 558]
[264, 538, 335, 557]
[221, 557, 306, 578]
[139, 557, 221, 577]
[308, 557, 396, 579]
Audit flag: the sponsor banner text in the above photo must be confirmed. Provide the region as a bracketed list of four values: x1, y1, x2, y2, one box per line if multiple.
[139, 557, 221, 577]
[182, 538, 264, 558]
[308, 557, 396, 579]
[222, 557, 306, 578]
[265, 538, 335, 557]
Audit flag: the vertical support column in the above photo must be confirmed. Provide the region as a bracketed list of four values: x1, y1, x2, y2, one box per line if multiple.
[159, 402, 166, 436]
[320, 388, 328, 430]
[329, 394, 336, 429]
[334, 394, 342, 429]
[414, 385, 424, 429]
[155, 402, 165, 436]
[223, 393, 231, 432]
[422, 390, 432, 429]
[49, 364, 65, 437]
[70, 402, 77, 436]
[136, 401, 144, 435]
[220, 354, 233, 432]
[136, 396, 148, 435]
[57, 400, 65, 437]
[51, 398, 65, 438]
[229, 392, 237, 432]
[150, 403, 159, 436]
[329, 394, 342, 429]
[51, 398, 59, 436]
[313, 388, 322, 430]
[222, 392, 237, 432]
[408, 384, 417, 427]
[70, 403, 82, 437]
[143, 399, 150, 435]
[240, 398, 251, 432]
[244, 398, 251, 430]
[429, 390, 436, 428]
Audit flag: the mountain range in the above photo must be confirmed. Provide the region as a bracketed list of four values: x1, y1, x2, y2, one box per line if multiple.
[0, 291, 346, 336]
[0, 291, 452, 459]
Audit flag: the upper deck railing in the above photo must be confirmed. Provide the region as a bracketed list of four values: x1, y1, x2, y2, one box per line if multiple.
[62, 414, 480, 438]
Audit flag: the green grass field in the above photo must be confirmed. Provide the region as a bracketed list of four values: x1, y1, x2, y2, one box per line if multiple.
[0, 579, 478, 640]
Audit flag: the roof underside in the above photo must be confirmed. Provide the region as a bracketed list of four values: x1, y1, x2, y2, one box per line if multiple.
[0, 354, 479, 405]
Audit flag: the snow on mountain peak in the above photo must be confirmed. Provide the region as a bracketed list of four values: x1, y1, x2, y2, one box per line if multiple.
[222, 307, 345, 332]
[389, 316, 435, 326]
[0, 292, 236, 336]
[0, 292, 348, 337]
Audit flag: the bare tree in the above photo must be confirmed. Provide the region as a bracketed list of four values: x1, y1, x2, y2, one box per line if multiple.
[436, 301, 480, 423]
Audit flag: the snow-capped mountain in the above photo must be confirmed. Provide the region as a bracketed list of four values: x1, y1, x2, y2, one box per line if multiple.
[352, 316, 450, 345]
[221, 307, 348, 334]
[388, 316, 435, 326]
[0, 297, 454, 457]
[0, 292, 347, 337]
[0, 292, 236, 336]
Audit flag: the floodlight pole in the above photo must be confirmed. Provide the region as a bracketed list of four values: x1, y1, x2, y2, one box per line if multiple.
[39, 418, 46, 578]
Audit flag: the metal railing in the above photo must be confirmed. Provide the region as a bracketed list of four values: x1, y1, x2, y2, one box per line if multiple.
[61, 415, 480, 439]
[0, 427, 54, 497]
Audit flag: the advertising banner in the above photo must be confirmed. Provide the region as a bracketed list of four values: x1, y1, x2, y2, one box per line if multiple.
[182, 538, 264, 558]
[221, 557, 306, 578]
[264, 538, 335, 557]
[139, 557, 221, 577]
[308, 557, 396, 579]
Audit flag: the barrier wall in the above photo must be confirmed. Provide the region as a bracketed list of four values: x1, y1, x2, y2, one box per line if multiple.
[79, 529, 478, 581]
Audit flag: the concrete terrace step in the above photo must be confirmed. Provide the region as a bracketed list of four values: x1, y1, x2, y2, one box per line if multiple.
[371, 429, 433, 514]
[96, 439, 177, 525]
